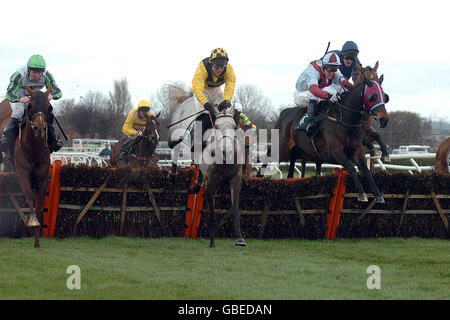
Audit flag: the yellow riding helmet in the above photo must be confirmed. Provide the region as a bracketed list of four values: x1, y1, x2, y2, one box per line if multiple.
[137, 100, 151, 111]
[209, 48, 229, 65]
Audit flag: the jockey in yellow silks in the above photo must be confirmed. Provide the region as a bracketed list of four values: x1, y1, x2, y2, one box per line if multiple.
[190, 48, 255, 150]
[119, 99, 154, 160]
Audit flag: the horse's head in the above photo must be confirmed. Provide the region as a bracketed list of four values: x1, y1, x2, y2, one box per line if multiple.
[355, 62, 380, 84]
[212, 104, 237, 162]
[362, 79, 389, 128]
[25, 86, 51, 139]
[355, 62, 389, 104]
[144, 111, 161, 143]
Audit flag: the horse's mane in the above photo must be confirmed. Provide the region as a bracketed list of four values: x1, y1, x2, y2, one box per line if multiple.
[168, 84, 193, 113]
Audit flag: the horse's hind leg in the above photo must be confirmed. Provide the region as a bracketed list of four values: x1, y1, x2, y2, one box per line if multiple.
[288, 157, 297, 178]
[332, 152, 368, 202]
[230, 172, 246, 247]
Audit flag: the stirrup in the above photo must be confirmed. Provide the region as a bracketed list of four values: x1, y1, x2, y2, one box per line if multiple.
[119, 152, 128, 160]
[306, 123, 316, 137]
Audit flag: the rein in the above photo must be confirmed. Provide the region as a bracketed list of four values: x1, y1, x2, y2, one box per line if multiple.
[325, 101, 363, 128]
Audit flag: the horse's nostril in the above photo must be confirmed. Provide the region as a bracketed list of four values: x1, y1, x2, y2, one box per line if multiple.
[379, 118, 388, 128]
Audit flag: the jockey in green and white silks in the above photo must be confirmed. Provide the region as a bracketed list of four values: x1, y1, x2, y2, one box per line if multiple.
[0, 55, 63, 161]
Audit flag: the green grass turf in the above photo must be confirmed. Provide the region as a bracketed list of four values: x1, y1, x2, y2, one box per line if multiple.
[0, 236, 448, 300]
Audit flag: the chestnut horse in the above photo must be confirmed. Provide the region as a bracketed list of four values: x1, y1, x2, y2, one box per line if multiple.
[14, 86, 52, 248]
[110, 112, 161, 168]
[434, 137, 450, 173]
[354, 62, 391, 162]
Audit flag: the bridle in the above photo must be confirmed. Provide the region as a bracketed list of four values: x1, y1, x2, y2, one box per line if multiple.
[18, 100, 49, 168]
[214, 109, 237, 145]
[325, 80, 385, 128]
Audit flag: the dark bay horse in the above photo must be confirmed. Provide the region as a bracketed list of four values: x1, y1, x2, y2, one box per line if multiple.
[110, 112, 161, 168]
[291, 79, 389, 202]
[14, 86, 52, 248]
[259, 63, 389, 179]
[167, 85, 246, 247]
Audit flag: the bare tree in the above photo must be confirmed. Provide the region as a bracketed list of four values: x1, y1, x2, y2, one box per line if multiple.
[108, 78, 131, 117]
[377, 111, 432, 148]
[107, 78, 132, 138]
[232, 83, 277, 129]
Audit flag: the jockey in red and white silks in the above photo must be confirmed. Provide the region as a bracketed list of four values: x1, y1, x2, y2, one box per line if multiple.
[293, 52, 352, 107]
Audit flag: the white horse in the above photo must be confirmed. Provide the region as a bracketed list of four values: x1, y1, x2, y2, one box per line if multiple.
[167, 85, 246, 247]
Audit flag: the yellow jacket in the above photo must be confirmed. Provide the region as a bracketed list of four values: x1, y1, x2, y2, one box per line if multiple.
[122, 108, 154, 136]
[192, 58, 236, 105]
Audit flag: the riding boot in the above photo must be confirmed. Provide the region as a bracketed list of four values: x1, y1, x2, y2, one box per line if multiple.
[119, 137, 133, 160]
[191, 115, 210, 152]
[0, 117, 20, 168]
[47, 124, 63, 153]
[306, 100, 318, 137]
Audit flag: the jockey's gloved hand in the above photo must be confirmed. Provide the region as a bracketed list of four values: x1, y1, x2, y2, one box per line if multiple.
[218, 100, 231, 112]
[326, 93, 340, 103]
[203, 102, 214, 114]
[137, 131, 143, 137]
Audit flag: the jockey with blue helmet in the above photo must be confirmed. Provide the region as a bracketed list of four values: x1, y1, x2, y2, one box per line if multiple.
[329, 41, 362, 82]
[293, 51, 352, 136]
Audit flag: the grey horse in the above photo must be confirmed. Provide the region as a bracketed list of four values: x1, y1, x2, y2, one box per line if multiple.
[167, 84, 246, 247]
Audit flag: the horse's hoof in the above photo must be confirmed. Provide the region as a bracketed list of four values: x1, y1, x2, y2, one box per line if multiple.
[235, 238, 247, 247]
[376, 196, 385, 204]
[209, 243, 215, 248]
[28, 217, 40, 227]
[358, 194, 368, 202]
[34, 244, 40, 249]
[370, 150, 381, 157]
[188, 184, 201, 194]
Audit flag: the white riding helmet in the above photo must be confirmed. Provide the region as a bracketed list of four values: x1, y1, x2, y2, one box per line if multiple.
[322, 52, 341, 68]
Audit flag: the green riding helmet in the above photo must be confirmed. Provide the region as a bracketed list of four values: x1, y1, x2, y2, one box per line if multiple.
[27, 54, 46, 71]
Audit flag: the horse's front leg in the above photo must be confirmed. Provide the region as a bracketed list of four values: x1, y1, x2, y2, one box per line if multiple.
[372, 131, 390, 162]
[204, 183, 217, 248]
[315, 161, 323, 176]
[15, 169, 41, 248]
[357, 157, 385, 203]
[230, 168, 246, 247]
[288, 157, 297, 178]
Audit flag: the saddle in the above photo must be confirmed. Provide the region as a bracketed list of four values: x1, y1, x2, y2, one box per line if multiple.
[294, 113, 324, 132]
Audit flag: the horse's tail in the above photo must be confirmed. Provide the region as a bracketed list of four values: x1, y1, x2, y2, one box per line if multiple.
[168, 84, 193, 113]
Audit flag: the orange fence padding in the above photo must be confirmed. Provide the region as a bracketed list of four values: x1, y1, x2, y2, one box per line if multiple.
[325, 168, 348, 239]
[184, 165, 205, 238]
[42, 160, 62, 237]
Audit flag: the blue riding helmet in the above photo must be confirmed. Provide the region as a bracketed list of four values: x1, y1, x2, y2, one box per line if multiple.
[341, 41, 359, 59]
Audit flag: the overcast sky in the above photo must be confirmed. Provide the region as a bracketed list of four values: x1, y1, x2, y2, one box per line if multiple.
[1, 0, 450, 121]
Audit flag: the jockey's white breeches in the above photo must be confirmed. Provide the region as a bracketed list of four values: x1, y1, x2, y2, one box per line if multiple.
[10, 102, 26, 120]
